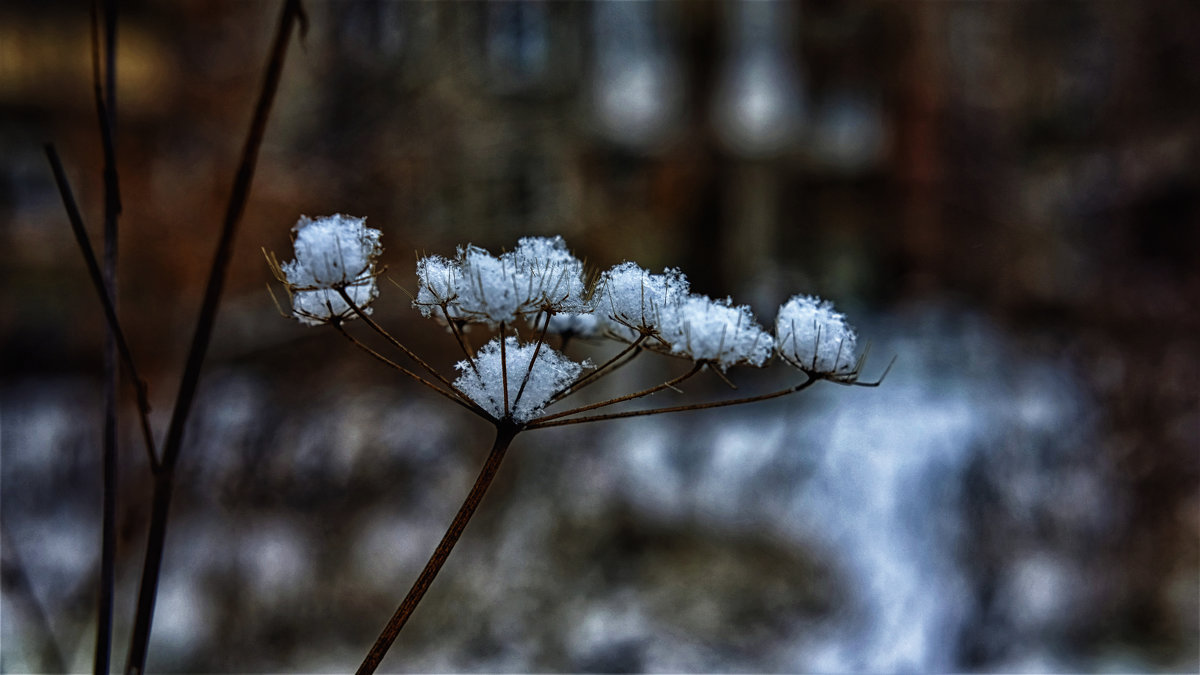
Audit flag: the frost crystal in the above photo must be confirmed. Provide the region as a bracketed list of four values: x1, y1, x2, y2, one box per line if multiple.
[280, 214, 382, 325]
[414, 236, 589, 326]
[592, 262, 689, 343]
[661, 294, 774, 369]
[454, 337, 586, 422]
[775, 295, 858, 374]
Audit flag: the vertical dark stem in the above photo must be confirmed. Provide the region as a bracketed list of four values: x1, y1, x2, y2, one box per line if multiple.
[123, 3, 305, 673]
[93, 0, 120, 672]
[44, 145, 157, 468]
[356, 424, 520, 675]
[122, 471, 173, 675]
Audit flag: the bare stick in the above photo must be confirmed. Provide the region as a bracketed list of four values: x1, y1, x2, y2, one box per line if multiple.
[534, 361, 705, 424]
[356, 424, 520, 674]
[91, 0, 120, 671]
[124, 3, 306, 672]
[45, 145, 158, 469]
[526, 376, 818, 430]
[334, 324, 487, 417]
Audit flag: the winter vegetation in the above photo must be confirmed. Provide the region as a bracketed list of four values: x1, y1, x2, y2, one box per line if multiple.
[22, 1, 1192, 673]
[267, 214, 889, 671]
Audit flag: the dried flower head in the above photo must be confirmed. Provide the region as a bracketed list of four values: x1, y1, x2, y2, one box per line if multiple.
[273, 214, 383, 325]
[775, 294, 858, 375]
[454, 336, 588, 422]
[661, 294, 775, 370]
[592, 262, 690, 344]
[414, 236, 589, 327]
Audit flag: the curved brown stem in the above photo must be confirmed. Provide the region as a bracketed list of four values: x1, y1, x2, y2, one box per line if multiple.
[336, 287, 461, 392]
[533, 361, 705, 425]
[333, 324, 487, 417]
[356, 423, 520, 675]
[526, 376, 817, 430]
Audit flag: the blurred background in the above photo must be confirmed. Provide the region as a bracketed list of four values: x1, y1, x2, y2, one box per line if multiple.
[2, 0, 1198, 672]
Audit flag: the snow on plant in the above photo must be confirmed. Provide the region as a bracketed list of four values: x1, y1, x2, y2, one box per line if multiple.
[267, 215, 890, 673]
[776, 294, 859, 375]
[413, 235, 589, 327]
[454, 336, 587, 422]
[592, 261, 690, 343]
[268, 214, 383, 326]
[661, 294, 775, 370]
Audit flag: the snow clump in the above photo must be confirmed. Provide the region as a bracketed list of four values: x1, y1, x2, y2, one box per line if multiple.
[592, 262, 690, 343]
[775, 295, 858, 374]
[661, 294, 775, 370]
[454, 337, 588, 422]
[280, 214, 382, 325]
[414, 236, 589, 326]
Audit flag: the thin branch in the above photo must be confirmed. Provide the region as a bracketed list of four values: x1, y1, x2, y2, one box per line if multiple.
[335, 288, 463, 391]
[550, 334, 646, 402]
[442, 305, 478, 365]
[124, 3, 306, 673]
[533, 361, 705, 425]
[356, 424, 520, 675]
[526, 376, 818, 430]
[45, 145, 158, 469]
[511, 311, 550, 411]
[91, 0, 120, 670]
[500, 322, 510, 416]
[333, 324, 487, 417]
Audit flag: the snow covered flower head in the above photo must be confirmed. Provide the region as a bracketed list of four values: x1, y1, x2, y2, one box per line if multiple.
[271, 214, 383, 326]
[454, 337, 587, 422]
[592, 262, 689, 343]
[775, 295, 859, 376]
[661, 294, 774, 370]
[414, 236, 589, 327]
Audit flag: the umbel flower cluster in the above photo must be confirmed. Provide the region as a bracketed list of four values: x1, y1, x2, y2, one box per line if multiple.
[267, 214, 888, 672]
[268, 214, 884, 427]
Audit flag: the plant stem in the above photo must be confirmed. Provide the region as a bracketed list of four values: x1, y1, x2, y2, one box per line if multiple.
[550, 334, 645, 402]
[356, 423, 520, 675]
[333, 324, 487, 417]
[534, 361, 705, 424]
[45, 145, 158, 469]
[500, 322, 510, 416]
[336, 288, 463, 391]
[123, 3, 304, 672]
[526, 376, 817, 430]
[511, 311, 551, 410]
[92, 0, 120, 669]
